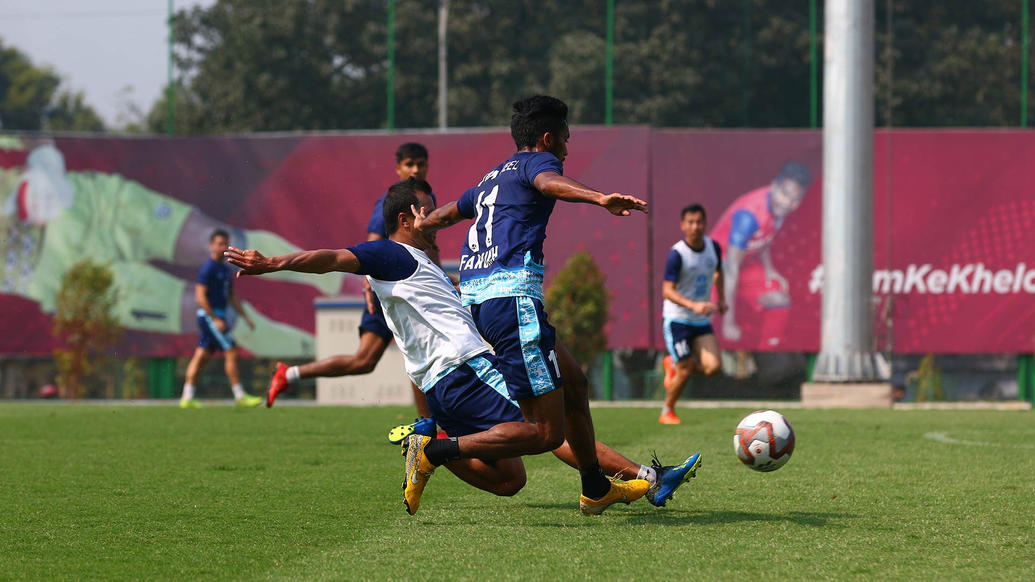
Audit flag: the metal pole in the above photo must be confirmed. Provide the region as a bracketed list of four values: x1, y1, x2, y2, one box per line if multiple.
[809, 0, 818, 128]
[1023, 0, 1029, 127]
[813, 0, 880, 382]
[606, 0, 614, 125]
[166, 0, 174, 135]
[438, 0, 448, 130]
[386, 0, 395, 131]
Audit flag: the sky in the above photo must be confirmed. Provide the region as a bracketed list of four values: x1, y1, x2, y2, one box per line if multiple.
[0, 0, 215, 127]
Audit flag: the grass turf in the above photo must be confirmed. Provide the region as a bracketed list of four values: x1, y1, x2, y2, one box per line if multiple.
[1, 403, 1032, 580]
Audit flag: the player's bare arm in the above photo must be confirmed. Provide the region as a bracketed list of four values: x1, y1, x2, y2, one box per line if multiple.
[662, 280, 717, 315]
[412, 200, 466, 233]
[225, 246, 361, 276]
[533, 172, 647, 216]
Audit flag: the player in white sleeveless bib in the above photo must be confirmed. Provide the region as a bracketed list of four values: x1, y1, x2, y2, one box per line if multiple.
[226, 179, 705, 516]
[659, 204, 727, 425]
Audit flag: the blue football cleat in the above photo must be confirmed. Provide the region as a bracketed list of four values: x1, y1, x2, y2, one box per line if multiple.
[388, 416, 437, 445]
[646, 452, 702, 507]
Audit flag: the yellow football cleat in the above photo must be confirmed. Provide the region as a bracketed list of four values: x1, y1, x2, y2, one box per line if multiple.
[402, 434, 436, 515]
[579, 478, 650, 516]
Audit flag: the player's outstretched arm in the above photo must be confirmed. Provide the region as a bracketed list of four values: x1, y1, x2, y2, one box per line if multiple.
[533, 172, 647, 216]
[412, 200, 467, 234]
[225, 246, 361, 276]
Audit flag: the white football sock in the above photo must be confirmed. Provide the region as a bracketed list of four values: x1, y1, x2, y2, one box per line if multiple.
[286, 366, 301, 384]
[637, 464, 658, 484]
[231, 383, 246, 399]
[181, 384, 195, 401]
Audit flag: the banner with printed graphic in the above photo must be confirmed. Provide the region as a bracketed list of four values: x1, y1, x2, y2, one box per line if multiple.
[651, 130, 1035, 354]
[1, 129, 1033, 357]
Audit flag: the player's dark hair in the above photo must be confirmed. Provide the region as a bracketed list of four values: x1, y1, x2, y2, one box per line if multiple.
[776, 161, 812, 188]
[383, 178, 433, 235]
[395, 142, 428, 163]
[681, 204, 706, 220]
[510, 95, 569, 149]
[210, 229, 230, 242]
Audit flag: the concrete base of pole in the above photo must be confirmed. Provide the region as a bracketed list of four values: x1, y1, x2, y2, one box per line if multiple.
[801, 382, 894, 408]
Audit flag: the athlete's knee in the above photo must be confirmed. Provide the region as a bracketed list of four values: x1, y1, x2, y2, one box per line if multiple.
[699, 360, 721, 376]
[491, 474, 527, 497]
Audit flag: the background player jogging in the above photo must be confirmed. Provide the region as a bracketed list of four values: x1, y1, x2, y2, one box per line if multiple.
[659, 203, 726, 425]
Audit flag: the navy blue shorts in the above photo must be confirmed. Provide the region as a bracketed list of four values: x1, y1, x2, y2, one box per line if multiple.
[425, 355, 523, 437]
[469, 297, 562, 401]
[197, 309, 235, 352]
[358, 293, 393, 342]
[663, 318, 714, 362]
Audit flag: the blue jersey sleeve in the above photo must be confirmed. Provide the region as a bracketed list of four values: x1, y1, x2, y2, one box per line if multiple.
[522, 152, 563, 187]
[366, 194, 388, 238]
[663, 249, 683, 282]
[457, 187, 478, 219]
[346, 240, 418, 281]
[712, 239, 723, 271]
[727, 209, 760, 250]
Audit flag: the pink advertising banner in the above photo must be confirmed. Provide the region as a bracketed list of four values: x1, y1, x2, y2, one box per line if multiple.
[1, 128, 1032, 357]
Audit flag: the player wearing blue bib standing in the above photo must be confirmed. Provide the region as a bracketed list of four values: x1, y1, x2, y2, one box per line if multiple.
[266, 143, 436, 421]
[414, 95, 702, 507]
[228, 181, 707, 515]
[659, 204, 727, 425]
[179, 229, 262, 408]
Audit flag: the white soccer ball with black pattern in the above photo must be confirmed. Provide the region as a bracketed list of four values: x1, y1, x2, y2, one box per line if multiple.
[733, 410, 795, 472]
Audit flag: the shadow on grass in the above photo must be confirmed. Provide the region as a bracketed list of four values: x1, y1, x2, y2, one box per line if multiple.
[521, 504, 854, 527]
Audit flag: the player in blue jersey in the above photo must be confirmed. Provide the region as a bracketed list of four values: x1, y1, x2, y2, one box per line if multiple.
[228, 181, 702, 515]
[412, 95, 695, 507]
[179, 229, 263, 408]
[266, 143, 435, 419]
[659, 204, 726, 425]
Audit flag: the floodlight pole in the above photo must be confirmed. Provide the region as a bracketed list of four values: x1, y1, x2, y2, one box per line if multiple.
[438, 0, 448, 129]
[605, 0, 614, 125]
[386, 0, 396, 131]
[812, 0, 881, 382]
[166, 0, 175, 135]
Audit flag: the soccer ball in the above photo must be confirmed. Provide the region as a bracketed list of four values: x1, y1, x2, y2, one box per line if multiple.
[733, 410, 795, 472]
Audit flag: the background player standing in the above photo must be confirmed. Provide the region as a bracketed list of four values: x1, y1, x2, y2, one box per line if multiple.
[179, 229, 262, 408]
[659, 204, 726, 424]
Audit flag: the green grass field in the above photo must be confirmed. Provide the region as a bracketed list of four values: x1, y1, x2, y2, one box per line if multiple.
[1, 403, 1032, 580]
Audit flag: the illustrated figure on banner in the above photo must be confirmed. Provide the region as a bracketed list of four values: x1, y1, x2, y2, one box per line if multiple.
[0, 142, 336, 357]
[708, 161, 811, 348]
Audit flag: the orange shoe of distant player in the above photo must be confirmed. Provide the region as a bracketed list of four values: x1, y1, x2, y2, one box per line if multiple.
[663, 355, 676, 384]
[658, 411, 681, 425]
[267, 362, 289, 408]
[436, 429, 449, 439]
